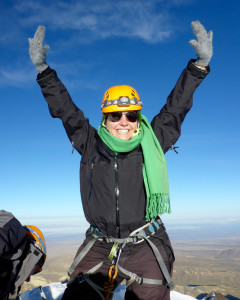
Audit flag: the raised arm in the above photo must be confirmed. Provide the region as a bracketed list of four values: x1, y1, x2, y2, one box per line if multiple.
[29, 26, 96, 155]
[152, 20, 213, 153]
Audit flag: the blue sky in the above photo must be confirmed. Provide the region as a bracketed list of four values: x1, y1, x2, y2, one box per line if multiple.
[1, 0, 240, 237]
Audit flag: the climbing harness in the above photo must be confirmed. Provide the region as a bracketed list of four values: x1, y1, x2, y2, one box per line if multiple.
[67, 217, 174, 299]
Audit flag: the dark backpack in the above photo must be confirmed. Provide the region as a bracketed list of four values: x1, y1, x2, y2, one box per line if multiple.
[0, 210, 42, 300]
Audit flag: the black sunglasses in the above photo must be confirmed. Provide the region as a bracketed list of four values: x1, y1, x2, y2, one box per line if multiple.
[107, 111, 139, 123]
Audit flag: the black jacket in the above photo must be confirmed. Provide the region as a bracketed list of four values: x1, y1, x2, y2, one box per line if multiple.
[37, 60, 209, 238]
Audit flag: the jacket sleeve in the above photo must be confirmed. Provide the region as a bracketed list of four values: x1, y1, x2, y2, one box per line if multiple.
[36, 67, 97, 155]
[0, 210, 27, 258]
[151, 60, 210, 154]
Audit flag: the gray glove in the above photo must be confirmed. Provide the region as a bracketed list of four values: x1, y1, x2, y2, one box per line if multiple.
[189, 20, 213, 67]
[29, 26, 49, 72]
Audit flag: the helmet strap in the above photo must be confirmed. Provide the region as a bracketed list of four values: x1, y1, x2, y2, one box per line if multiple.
[101, 114, 107, 128]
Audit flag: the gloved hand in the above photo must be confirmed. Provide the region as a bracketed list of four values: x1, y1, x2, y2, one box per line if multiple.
[189, 20, 213, 67]
[29, 26, 49, 72]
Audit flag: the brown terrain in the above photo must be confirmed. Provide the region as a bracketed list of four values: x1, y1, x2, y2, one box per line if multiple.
[22, 235, 240, 299]
[172, 236, 240, 299]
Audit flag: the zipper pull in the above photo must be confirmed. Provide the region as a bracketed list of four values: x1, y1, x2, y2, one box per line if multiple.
[114, 156, 118, 169]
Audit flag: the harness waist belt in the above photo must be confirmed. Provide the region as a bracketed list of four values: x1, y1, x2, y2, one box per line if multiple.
[90, 216, 165, 244]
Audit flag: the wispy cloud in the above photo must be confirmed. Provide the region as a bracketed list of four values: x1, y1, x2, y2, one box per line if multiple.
[0, 0, 193, 87]
[0, 68, 36, 87]
[13, 0, 181, 44]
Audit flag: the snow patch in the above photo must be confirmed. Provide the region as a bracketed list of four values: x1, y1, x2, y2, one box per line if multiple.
[21, 282, 199, 300]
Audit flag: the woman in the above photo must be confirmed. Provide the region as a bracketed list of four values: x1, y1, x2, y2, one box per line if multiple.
[29, 20, 212, 299]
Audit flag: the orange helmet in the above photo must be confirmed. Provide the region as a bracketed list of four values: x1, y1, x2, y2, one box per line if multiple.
[24, 225, 47, 274]
[101, 85, 143, 113]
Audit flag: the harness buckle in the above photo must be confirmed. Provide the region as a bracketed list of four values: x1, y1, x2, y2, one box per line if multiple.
[104, 237, 111, 243]
[138, 277, 143, 285]
[167, 281, 175, 290]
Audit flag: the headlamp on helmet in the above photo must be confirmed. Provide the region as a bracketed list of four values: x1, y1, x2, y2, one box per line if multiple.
[101, 85, 142, 113]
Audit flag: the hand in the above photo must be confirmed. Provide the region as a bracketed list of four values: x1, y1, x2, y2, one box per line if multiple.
[189, 21, 213, 67]
[29, 26, 49, 72]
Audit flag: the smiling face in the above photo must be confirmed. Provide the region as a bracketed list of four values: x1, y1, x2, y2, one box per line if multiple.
[106, 111, 139, 140]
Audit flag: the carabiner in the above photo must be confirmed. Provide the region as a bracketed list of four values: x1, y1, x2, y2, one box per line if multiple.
[108, 264, 118, 281]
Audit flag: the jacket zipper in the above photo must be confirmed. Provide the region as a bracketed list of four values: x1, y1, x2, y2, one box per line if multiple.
[88, 162, 94, 201]
[114, 155, 120, 237]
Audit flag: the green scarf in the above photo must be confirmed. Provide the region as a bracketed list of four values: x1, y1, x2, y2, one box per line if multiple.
[98, 114, 171, 221]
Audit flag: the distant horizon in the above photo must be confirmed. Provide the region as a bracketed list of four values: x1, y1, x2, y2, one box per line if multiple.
[16, 213, 240, 241]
